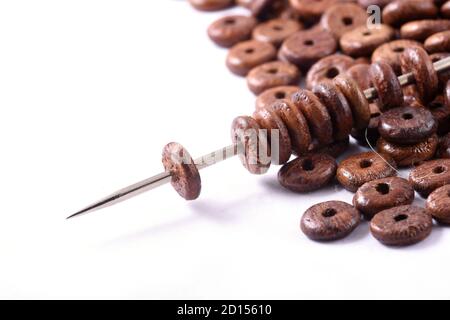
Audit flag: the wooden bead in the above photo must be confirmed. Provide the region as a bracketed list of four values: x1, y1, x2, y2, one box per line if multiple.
[162, 142, 201, 200]
[400, 19, 450, 41]
[346, 64, 372, 90]
[247, 61, 300, 95]
[370, 205, 432, 246]
[400, 47, 439, 104]
[424, 30, 450, 53]
[208, 15, 258, 48]
[443, 1, 450, 18]
[312, 81, 354, 141]
[231, 116, 271, 174]
[306, 54, 355, 90]
[291, 89, 333, 146]
[337, 151, 397, 192]
[340, 24, 395, 58]
[270, 100, 312, 154]
[279, 29, 337, 71]
[253, 107, 292, 164]
[409, 159, 450, 197]
[369, 61, 404, 111]
[372, 40, 424, 75]
[301, 201, 361, 241]
[289, 0, 341, 22]
[378, 106, 436, 144]
[353, 177, 415, 220]
[188, 0, 234, 11]
[255, 85, 299, 110]
[226, 40, 277, 76]
[382, 0, 438, 27]
[377, 134, 438, 167]
[426, 184, 450, 224]
[334, 75, 371, 130]
[321, 3, 368, 40]
[430, 52, 450, 89]
[278, 153, 337, 193]
[252, 18, 303, 47]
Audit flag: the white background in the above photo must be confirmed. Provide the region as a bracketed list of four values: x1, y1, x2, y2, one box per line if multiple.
[1, 0, 449, 299]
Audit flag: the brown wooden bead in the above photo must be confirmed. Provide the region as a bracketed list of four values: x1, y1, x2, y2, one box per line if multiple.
[382, 0, 438, 27]
[162, 142, 201, 200]
[321, 3, 368, 40]
[370, 205, 432, 246]
[278, 153, 337, 193]
[253, 107, 292, 164]
[424, 30, 450, 54]
[247, 61, 300, 95]
[231, 116, 271, 174]
[437, 133, 450, 159]
[270, 100, 312, 154]
[372, 40, 424, 75]
[340, 24, 395, 58]
[207, 15, 258, 48]
[334, 75, 371, 130]
[358, 0, 392, 8]
[409, 159, 450, 197]
[279, 29, 337, 71]
[291, 89, 333, 145]
[188, 0, 234, 11]
[400, 19, 450, 41]
[353, 177, 415, 220]
[351, 103, 382, 147]
[369, 61, 404, 111]
[252, 18, 303, 47]
[289, 0, 341, 22]
[346, 64, 372, 90]
[354, 57, 371, 65]
[400, 47, 439, 104]
[337, 151, 397, 192]
[429, 95, 450, 135]
[312, 81, 354, 141]
[426, 184, 450, 224]
[443, 1, 450, 18]
[306, 54, 355, 89]
[226, 40, 277, 76]
[378, 106, 436, 144]
[377, 134, 438, 168]
[255, 85, 299, 110]
[301, 201, 361, 241]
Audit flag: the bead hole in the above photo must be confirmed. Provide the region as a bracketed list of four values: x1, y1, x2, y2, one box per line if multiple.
[304, 40, 314, 46]
[224, 19, 235, 25]
[326, 67, 339, 79]
[272, 25, 283, 31]
[433, 166, 446, 174]
[302, 159, 315, 171]
[371, 112, 381, 118]
[267, 68, 278, 74]
[342, 17, 353, 26]
[402, 113, 413, 120]
[393, 47, 404, 53]
[245, 48, 254, 54]
[322, 208, 337, 218]
[394, 214, 408, 222]
[375, 183, 390, 195]
[362, 31, 371, 36]
[360, 159, 373, 168]
[275, 91, 286, 99]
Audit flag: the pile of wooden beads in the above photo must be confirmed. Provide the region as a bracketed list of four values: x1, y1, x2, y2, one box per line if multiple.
[188, 0, 450, 247]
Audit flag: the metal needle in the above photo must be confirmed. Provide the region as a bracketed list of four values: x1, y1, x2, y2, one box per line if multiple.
[67, 144, 238, 218]
[68, 57, 450, 219]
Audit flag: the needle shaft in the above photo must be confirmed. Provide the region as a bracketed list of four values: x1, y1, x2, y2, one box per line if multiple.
[68, 57, 450, 219]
